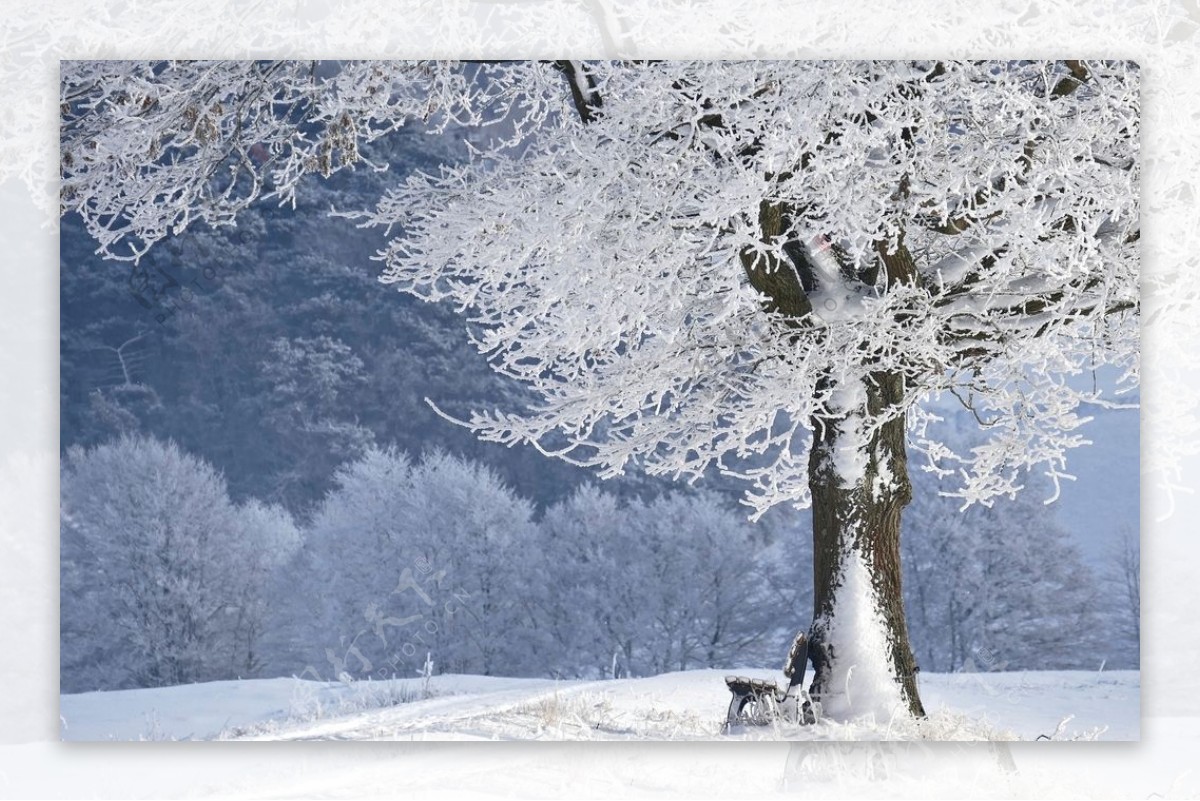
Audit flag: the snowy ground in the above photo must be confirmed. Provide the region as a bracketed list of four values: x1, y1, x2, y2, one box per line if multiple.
[59, 669, 1138, 743]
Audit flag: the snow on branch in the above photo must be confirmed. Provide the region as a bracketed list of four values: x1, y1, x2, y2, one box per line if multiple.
[60, 60, 557, 261]
[65, 60, 1140, 516]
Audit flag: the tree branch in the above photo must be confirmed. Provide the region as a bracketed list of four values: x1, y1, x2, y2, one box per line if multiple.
[919, 60, 1094, 238]
[553, 60, 603, 124]
[738, 198, 813, 322]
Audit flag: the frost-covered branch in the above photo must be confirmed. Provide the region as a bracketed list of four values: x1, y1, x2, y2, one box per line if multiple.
[64, 60, 1140, 515]
[61, 60, 560, 260]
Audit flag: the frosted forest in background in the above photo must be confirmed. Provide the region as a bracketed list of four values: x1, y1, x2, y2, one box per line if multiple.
[60, 118, 1138, 696]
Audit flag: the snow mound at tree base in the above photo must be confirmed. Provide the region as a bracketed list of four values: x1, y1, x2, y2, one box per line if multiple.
[815, 548, 907, 721]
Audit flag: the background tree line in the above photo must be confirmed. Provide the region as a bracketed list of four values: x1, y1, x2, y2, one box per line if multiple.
[61, 433, 1137, 693]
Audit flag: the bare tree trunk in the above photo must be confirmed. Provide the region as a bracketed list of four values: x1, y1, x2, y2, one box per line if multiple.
[807, 371, 925, 718]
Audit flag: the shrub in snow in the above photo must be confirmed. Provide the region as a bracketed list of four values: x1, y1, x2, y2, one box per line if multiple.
[60, 435, 299, 691]
[901, 475, 1105, 673]
[531, 486, 782, 678]
[299, 447, 538, 679]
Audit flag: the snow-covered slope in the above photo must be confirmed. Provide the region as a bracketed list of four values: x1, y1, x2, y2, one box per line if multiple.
[60, 669, 1138, 742]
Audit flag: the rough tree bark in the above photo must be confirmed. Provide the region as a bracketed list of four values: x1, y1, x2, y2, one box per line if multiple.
[807, 371, 925, 717]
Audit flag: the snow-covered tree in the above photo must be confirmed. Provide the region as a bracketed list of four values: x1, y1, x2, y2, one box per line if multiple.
[532, 486, 780, 678]
[257, 335, 375, 508]
[630, 492, 782, 674]
[301, 447, 537, 678]
[526, 485, 639, 677]
[225, 499, 302, 677]
[61, 60, 1139, 717]
[901, 475, 1104, 673]
[1100, 525, 1140, 669]
[60, 435, 294, 690]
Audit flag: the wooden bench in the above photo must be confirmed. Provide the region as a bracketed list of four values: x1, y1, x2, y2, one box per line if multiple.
[724, 631, 815, 728]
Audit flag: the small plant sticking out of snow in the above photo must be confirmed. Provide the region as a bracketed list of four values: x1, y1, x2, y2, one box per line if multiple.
[818, 548, 907, 722]
[138, 710, 174, 742]
[1034, 714, 1108, 741]
[420, 652, 434, 700]
[519, 691, 622, 738]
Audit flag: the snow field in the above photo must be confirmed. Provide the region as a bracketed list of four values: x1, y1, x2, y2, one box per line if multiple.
[60, 669, 1138, 742]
